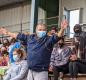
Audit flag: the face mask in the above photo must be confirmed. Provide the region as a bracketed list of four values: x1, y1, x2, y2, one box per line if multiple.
[13, 55, 20, 62]
[74, 27, 82, 33]
[37, 31, 47, 38]
[74, 29, 80, 33]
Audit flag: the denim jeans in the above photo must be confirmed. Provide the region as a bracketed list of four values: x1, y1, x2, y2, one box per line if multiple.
[53, 63, 69, 80]
[69, 61, 78, 78]
[69, 60, 86, 78]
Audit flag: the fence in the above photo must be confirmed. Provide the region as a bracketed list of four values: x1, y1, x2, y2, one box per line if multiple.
[0, 16, 59, 40]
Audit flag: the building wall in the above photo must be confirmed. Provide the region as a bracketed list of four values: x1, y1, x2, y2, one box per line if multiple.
[59, 0, 86, 24]
[0, 1, 46, 34]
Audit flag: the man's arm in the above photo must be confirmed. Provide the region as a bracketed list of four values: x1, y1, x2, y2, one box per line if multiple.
[0, 28, 18, 38]
[0, 28, 27, 42]
[48, 20, 68, 45]
[57, 20, 68, 37]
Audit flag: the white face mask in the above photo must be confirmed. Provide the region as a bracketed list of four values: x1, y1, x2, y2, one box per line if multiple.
[36, 31, 47, 38]
[13, 55, 20, 62]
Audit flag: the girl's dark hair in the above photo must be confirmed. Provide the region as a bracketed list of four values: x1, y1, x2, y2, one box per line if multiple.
[10, 38, 17, 43]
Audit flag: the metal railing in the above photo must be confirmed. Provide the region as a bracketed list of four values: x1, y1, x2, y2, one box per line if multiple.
[0, 16, 59, 39]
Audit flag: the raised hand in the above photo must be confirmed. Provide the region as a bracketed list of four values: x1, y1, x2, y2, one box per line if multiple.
[0, 27, 8, 35]
[0, 27, 18, 38]
[61, 20, 68, 29]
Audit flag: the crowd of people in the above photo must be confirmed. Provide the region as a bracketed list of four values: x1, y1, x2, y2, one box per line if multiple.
[0, 39, 11, 66]
[0, 38, 24, 66]
[0, 20, 86, 80]
[49, 24, 86, 80]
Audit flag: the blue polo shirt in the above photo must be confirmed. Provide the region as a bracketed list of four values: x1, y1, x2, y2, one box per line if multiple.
[17, 33, 59, 71]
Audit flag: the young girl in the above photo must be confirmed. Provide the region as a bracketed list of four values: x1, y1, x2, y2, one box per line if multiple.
[4, 49, 28, 80]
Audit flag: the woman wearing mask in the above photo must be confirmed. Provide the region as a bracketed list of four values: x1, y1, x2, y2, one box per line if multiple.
[4, 49, 28, 80]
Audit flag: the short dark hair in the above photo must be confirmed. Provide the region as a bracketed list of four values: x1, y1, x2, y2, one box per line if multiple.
[60, 36, 64, 42]
[51, 27, 58, 32]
